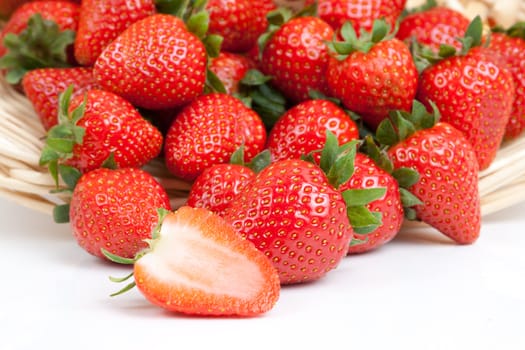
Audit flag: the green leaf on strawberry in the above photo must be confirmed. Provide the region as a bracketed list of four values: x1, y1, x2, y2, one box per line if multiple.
[0, 13, 75, 84]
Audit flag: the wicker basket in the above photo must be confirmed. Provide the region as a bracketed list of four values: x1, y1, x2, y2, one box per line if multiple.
[2, 0, 525, 218]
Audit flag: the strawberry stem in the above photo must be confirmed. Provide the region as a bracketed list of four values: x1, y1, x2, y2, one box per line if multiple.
[0, 14, 74, 84]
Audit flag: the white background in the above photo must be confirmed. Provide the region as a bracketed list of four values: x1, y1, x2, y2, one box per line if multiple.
[1, 196, 524, 350]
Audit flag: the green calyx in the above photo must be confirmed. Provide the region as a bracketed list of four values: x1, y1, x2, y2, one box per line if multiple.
[236, 69, 287, 130]
[229, 145, 272, 174]
[400, 0, 437, 18]
[372, 101, 440, 219]
[307, 131, 386, 235]
[0, 13, 75, 84]
[492, 21, 525, 40]
[376, 99, 440, 146]
[327, 18, 395, 60]
[102, 208, 170, 297]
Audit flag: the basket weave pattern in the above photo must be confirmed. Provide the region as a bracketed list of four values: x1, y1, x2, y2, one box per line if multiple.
[2, 2, 525, 217]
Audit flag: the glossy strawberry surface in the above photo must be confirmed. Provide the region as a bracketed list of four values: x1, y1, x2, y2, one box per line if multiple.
[224, 159, 353, 284]
[22, 67, 98, 130]
[261, 16, 334, 103]
[94, 14, 207, 110]
[66, 89, 163, 173]
[187, 164, 256, 216]
[207, 0, 275, 52]
[164, 93, 266, 181]
[267, 99, 359, 162]
[397, 6, 470, 53]
[487, 32, 525, 140]
[74, 0, 155, 66]
[327, 38, 418, 130]
[341, 153, 403, 254]
[388, 122, 480, 244]
[417, 47, 515, 170]
[70, 167, 171, 259]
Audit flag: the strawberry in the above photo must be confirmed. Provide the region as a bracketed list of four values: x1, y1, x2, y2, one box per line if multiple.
[416, 17, 515, 170]
[397, 5, 470, 54]
[93, 14, 207, 110]
[223, 158, 354, 284]
[208, 52, 255, 95]
[164, 93, 267, 181]
[487, 23, 525, 140]
[0, 0, 79, 83]
[74, 0, 155, 66]
[377, 101, 481, 244]
[104, 206, 280, 317]
[186, 146, 270, 216]
[305, 0, 406, 33]
[39, 87, 163, 177]
[206, 0, 276, 52]
[341, 152, 403, 254]
[267, 99, 359, 162]
[260, 15, 334, 103]
[69, 167, 171, 259]
[21, 67, 98, 130]
[326, 19, 418, 130]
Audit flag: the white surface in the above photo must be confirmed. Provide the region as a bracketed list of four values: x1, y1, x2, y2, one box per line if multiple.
[1, 196, 524, 350]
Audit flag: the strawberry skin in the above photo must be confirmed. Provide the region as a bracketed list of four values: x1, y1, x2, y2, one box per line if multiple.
[187, 164, 256, 216]
[487, 32, 525, 140]
[341, 153, 403, 254]
[94, 14, 207, 110]
[388, 122, 480, 244]
[261, 16, 334, 103]
[207, 0, 275, 52]
[133, 206, 280, 316]
[327, 38, 418, 130]
[209, 52, 255, 95]
[70, 167, 171, 259]
[164, 93, 267, 181]
[74, 0, 155, 66]
[267, 99, 359, 162]
[0, 0, 79, 57]
[66, 89, 163, 173]
[397, 6, 470, 53]
[223, 159, 353, 284]
[307, 0, 406, 33]
[22, 67, 98, 130]
[417, 47, 515, 170]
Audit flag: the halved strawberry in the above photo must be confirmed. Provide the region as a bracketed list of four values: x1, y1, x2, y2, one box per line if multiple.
[105, 206, 280, 317]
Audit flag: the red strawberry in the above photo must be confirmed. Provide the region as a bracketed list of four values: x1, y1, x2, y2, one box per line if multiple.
[486, 24, 525, 140]
[105, 206, 280, 317]
[377, 102, 481, 244]
[326, 20, 418, 130]
[0, 1, 79, 83]
[397, 6, 470, 53]
[208, 52, 255, 95]
[164, 93, 267, 181]
[305, 0, 406, 33]
[341, 153, 403, 254]
[267, 99, 359, 162]
[417, 17, 515, 170]
[187, 163, 256, 216]
[21, 67, 98, 130]
[69, 167, 171, 259]
[206, 0, 276, 52]
[93, 14, 207, 110]
[223, 159, 353, 284]
[39, 87, 163, 175]
[260, 16, 334, 103]
[74, 0, 155, 66]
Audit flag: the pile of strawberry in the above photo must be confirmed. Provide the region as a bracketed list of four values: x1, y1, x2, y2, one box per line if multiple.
[1, 0, 524, 317]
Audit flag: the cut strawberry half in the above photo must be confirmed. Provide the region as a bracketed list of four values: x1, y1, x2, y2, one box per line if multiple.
[104, 206, 280, 317]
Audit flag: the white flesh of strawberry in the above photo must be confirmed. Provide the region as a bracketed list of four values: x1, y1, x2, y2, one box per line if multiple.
[137, 217, 265, 299]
